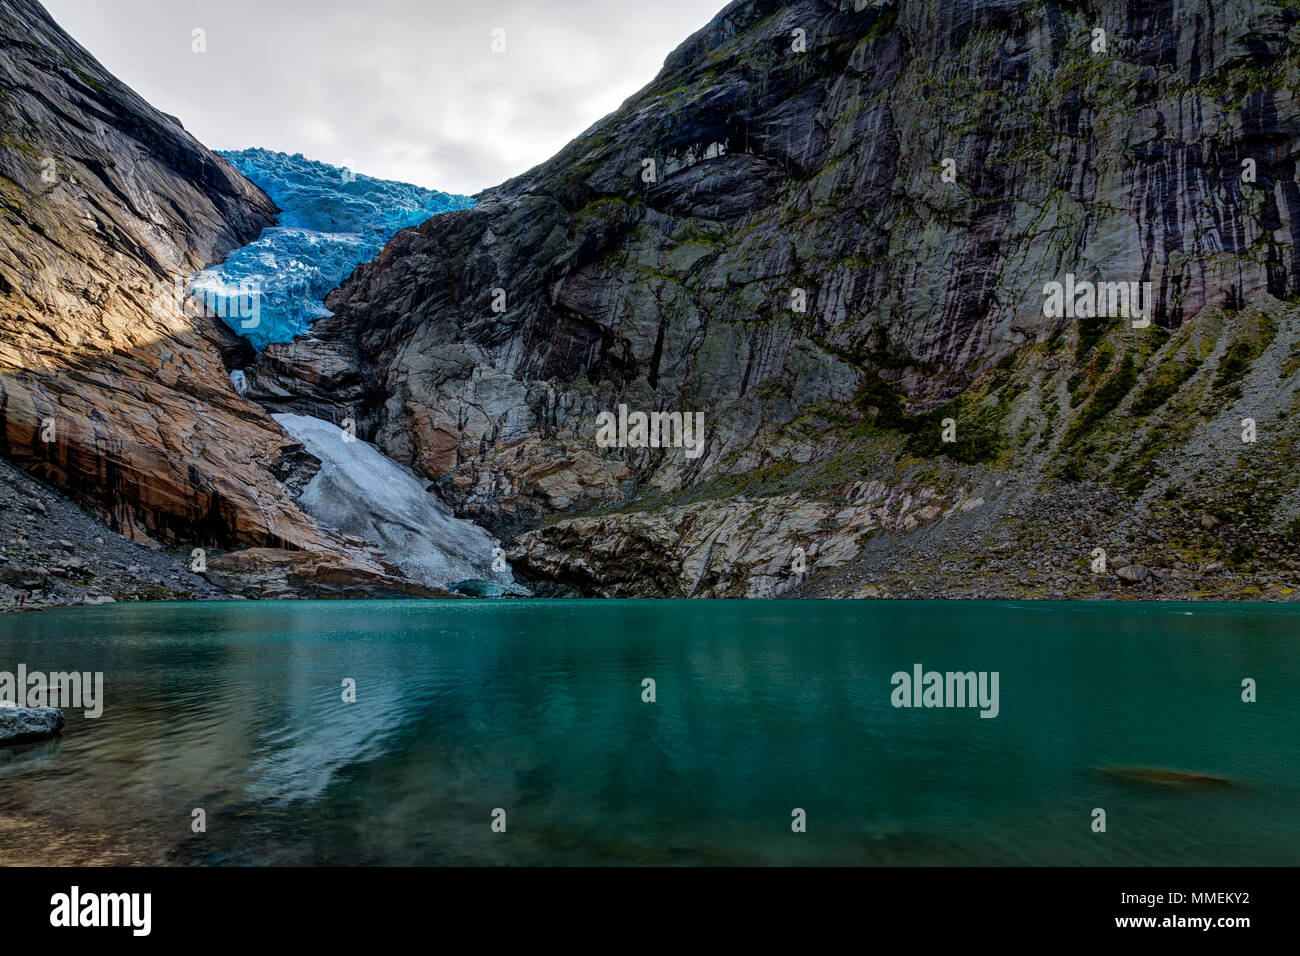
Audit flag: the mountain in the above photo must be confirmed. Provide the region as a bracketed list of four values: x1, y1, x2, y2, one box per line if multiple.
[247, 0, 1300, 599]
[0, 0, 452, 601]
[4, 0, 1300, 605]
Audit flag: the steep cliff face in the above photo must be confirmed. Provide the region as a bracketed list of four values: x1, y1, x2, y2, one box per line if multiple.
[0, 3, 303, 545]
[0, 0, 459, 600]
[252, 0, 1300, 598]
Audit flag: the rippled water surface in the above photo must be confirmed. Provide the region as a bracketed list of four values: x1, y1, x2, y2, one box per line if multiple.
[1, 600, 1296, 865]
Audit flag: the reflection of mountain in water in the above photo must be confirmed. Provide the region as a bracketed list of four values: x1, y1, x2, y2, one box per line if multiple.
[244, 672, 411, 804]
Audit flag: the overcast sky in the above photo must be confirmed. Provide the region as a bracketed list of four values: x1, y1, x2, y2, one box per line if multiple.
[40, 0, 725, 195]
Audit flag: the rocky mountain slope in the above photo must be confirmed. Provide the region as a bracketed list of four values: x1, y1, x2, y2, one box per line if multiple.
[0, 0, 452, 602]
[248, 0, 1300, 599]
[0, 456, 225, 610]
[5, 0, 1299, 604]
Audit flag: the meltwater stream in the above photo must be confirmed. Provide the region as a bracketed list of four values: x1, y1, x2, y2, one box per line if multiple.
[1, 600, 1297, 865]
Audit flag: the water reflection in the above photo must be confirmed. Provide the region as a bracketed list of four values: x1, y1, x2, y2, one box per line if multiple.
[0, 599, 1296, 865]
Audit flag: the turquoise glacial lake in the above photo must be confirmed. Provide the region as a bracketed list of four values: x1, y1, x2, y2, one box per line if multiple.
[0, 599, 1296, 865]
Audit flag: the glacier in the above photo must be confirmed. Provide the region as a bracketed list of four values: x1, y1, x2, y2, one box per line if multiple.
[273, 413, 518, 591]
[191, 148, 473, 351]
[200, 153, 512, 595]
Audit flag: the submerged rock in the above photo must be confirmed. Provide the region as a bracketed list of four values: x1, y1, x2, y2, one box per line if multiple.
[0, 707, 65, 746]
[1097, 766, 1233, 787]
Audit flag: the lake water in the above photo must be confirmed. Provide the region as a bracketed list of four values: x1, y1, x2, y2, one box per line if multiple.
[1, 599, 1296, 865]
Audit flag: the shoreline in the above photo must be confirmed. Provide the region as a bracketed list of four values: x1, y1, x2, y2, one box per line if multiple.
[4, 584, 1300, 615]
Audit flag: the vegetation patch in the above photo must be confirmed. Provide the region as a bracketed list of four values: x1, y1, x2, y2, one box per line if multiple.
[1130, 356, 1202, 416]
[1211, 311, 1278, 398]
[1062, 352, 1139, 448]
[1075, 315, 1118, 360]
[849, 371, 1007, 465]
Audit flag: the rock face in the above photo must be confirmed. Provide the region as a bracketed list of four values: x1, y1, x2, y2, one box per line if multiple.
[0, 0, 301, 547]
[5, 0, 1299, 602]
[204, 547, 458, 600]
[0, 0, 444, 600]
[253, 0, 1300, 598]
[510, 480, 980, 598]
[0, 706, 65, 745]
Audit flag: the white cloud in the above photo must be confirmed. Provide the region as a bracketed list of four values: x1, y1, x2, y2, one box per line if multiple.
[39, 0, 725, 195]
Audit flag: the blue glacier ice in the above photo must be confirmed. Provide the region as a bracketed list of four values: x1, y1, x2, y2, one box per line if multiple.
[190, 148, 473, 351]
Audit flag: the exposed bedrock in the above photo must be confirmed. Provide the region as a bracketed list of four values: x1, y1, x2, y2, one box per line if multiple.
[0, 0, 425, 596]
[251, 0, 1300, 596]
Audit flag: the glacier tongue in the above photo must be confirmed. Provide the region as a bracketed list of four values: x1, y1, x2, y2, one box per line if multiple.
[273, 413, 510, 590]
[193, 148, 473, 350]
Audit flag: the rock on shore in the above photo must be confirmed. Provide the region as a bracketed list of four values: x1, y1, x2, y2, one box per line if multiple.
[0, 706, 65, 746]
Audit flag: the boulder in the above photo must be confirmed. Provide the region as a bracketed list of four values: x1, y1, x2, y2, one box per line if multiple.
[0, 706, 65, 746]
[0, 566, 46, 590]
[1116, 565, 1150, 585]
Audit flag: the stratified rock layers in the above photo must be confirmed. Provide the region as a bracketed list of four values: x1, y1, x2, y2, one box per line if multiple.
[0, 0, 379, 579]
